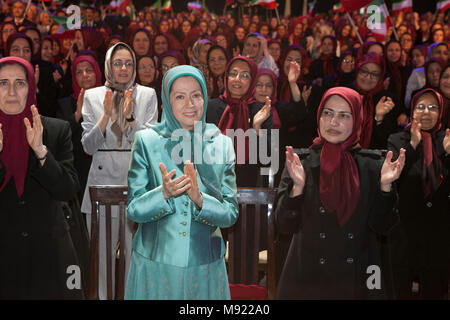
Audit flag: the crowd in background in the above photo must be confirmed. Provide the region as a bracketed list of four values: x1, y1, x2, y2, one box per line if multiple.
[0, 0, 449, 300]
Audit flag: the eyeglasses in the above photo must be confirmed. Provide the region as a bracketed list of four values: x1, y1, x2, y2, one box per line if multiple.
[112, 61, 134, 69]
[414, 104, 440, 113]
[359, 68, 380, 79]
[343, 59, 354, 64]
[228, 70, 251, 81]
[321, 109, 352, 121]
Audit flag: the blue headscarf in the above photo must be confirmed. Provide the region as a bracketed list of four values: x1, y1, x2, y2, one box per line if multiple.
[152, 65, 225, 200]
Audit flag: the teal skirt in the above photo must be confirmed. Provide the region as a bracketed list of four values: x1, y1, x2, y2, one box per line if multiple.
[125, 250, 231, 300]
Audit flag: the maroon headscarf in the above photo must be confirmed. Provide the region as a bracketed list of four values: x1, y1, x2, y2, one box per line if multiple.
[71, 55, 102, 99]
[256, 68, 281, 129]
[311, 87, 363, 227]
[409, 88, 444, 198]
[0, 22, 17, 52]
[355, 52, 386, 149]
[385, 40, 403, 98]
[356, 41, 384, 63]
[5, 33, 33, 59]
[319, 35, 338, 78]
[0, 57, 37, 197]
[218, 56, 258, 163]
[128, 28, 152, 57]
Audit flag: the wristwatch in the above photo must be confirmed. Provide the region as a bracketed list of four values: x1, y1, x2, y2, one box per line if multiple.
[126, 112, 135, 122]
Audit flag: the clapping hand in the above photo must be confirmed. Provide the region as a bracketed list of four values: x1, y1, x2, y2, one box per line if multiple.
[23, 105, 46, 159]
[103, 89, 113, 118]
[75, 88, 85, 122]
[410, 118, 422, 149]
[285, 146, 306, 197]
[380, 148, 406, 192]
[253, 96, 271, 134]
[443, 128, 450, 155]
[302, 85, 312, 105]
[159, 163, 191, 200]
[287, 61, 301, 84]
[34, 65, 40, 85]
[375, 96, 395, 121]
[184, 160, 202, 209]
[123, 88, 134, 120]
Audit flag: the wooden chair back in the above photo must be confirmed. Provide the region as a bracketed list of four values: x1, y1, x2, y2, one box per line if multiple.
[88, 185, 128, 300]
[227, 187, 278, 299]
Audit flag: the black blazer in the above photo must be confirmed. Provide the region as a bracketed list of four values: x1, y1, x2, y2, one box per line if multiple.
[0, 116, 83, 299]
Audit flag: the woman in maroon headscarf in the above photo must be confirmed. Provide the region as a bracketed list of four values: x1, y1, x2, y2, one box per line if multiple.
[274, 86, 406, 299]
[277, 45, 321, 149]
[308, 35, 339, 85]
[206, 56, 273, 187]
[388, 88, 450, 299]
[0, 56, 82, 299]
[207, 56, 274, 284]
[206, 45, 229, 99]
[0, 22, 17, 57]
[352, 52, 400, 149]
[56, 55, 102, 203]
[128, 28, 152, 57]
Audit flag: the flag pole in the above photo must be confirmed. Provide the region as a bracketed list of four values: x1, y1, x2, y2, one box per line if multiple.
[23, 0, 32, 19]
[346, 12, 363, 44]
[382, 0, 399, 41]
[274, 3, 281, 24]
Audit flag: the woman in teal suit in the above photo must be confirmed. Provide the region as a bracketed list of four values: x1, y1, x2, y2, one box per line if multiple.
[125, 65, 239, 300]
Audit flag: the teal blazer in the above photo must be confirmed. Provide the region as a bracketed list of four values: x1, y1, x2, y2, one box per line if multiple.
[127, 128, 238, 268]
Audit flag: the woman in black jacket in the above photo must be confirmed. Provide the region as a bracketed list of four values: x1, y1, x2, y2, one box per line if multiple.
[274, 87, 405, 299]
[352, 52, 401, 150]
[0, 56, 83, 299]
[56, 54, 102, 203]
[387, 88, 450, 299]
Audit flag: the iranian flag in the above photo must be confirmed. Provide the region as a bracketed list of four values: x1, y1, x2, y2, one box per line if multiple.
[308, 0, 316, 16]
[151, 0, 161, 9]
[187, 2, 202, 10]
[333, 2, 345, 12]
[391, 0, 413, 15]
[367, 0, 393, 42]
[162, 0, 172, 11]
[251, 0, 276, 9]
[437, 0, 450, 13]
[109, 0, 131, 13]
